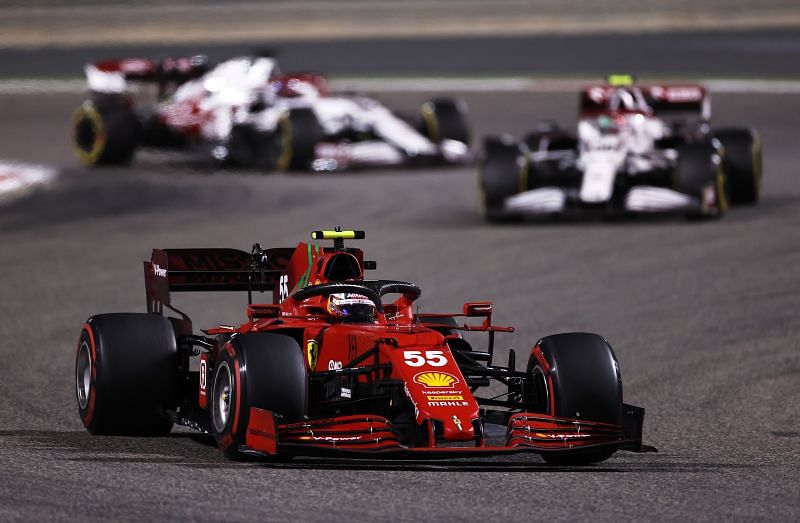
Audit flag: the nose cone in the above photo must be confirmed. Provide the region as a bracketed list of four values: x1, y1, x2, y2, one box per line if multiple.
[442, 414, 475, 441]
[404, 369, 480, 442]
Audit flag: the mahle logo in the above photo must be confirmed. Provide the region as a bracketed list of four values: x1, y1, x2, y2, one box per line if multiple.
[413, 371, 459, 388]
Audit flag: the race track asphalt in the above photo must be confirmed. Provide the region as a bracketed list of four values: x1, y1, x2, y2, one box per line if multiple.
[0, 87, 798, 519]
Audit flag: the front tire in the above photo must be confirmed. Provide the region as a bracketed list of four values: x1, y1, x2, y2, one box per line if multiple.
[527, 332, 623, 465]
[419, 97, 471, 145]
[479, 136, 524, 220]
[211, 333, 307, 458]
[76, 313, 176, 435]
[675, 142, 728, 218]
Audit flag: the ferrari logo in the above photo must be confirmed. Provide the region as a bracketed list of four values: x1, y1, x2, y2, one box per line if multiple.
[452, 415, 463, 431]
[306, 340, 319, 370]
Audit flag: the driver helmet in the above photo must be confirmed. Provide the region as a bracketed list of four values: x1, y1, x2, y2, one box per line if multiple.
[327, 293, 376, 323]
[597, 114, 619, 134]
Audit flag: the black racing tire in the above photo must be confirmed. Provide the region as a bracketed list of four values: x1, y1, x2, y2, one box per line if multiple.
[72, 102, 141, 166]
[226, 124, 284, 171]
[479, 136, 524, 219]
[527, 332, 623, 465]
[420, 97, 471, 145]
[714, 128, 762, 205]
[211, 333, 307, 459]
[675, 142, 729, 219]
[276, 108, 323, 170]
[523, 122, 577, 153]
[75, 313, 176, 436]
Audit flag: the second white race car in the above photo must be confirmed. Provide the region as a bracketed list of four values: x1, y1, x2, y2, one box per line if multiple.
[479, 75, 761, 220]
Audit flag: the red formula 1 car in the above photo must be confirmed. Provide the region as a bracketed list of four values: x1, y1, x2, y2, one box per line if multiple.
[75, 230, 653, 464]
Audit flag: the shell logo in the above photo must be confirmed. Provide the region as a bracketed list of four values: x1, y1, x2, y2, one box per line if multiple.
[414, 372, 459, 388]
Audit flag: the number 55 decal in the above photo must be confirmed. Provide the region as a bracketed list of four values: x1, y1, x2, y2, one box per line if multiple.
[403, 350, 448, 367]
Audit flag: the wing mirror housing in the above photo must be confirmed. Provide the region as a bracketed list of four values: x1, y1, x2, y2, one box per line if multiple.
[463, 301, 493, 317]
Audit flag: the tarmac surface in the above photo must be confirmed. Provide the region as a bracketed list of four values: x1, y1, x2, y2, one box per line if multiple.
[0, 80, 798, 520]
[3, 28, 800, 79]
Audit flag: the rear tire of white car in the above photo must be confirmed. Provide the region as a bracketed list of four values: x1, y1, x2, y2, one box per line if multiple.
[420, 98, 471, 145]
[479, 137, 523, 221]
[72, 102, 141, 166]
[675, 142, 729, 219]
[276, 108, 323, 170]
[714, 128, 761, 205]
[227, 124, 284, 171]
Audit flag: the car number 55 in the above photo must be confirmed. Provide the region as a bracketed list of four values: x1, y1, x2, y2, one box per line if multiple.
[403, 350, 448, 367]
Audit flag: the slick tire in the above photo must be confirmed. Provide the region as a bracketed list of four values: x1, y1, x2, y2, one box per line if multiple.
[76, 313, 176, 436]
[420, 97, 471, 145]
[523, 122, 577, 153]
[676, 142, 729, 219]
[276, 108, 323, 170]
[211, 333, 307, 459]
[72, 102, 141, 166]
[714, 128, 762, 205]
[226, 124, 284, 171]
[527, 333, 623, 465]
[479, 136, 523, 220]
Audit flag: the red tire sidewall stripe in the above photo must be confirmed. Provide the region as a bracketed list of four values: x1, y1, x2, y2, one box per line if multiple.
[532, 345, 556, 416]
[79, 323, 97, 426]
[219, 343, 243, 451]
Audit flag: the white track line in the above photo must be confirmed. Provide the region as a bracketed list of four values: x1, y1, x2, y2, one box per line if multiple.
[0, 161, 58, 203]
[2, 77, 800, 95]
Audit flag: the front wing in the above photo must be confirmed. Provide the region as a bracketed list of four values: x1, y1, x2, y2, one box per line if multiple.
[241, 405, 655, 460]
[497, 186, 706, 218]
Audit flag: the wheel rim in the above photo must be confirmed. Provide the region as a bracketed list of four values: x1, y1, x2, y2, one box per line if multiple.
[528, 365, 550, 414]
[76, 341, 92, 410]
[212, 361, 233, 433]
[75, 117, 97, 153]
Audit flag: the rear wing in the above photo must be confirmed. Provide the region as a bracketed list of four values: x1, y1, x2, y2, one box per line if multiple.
[143, 247, 293, 315]
[579, 84, 710, 120]
[85, 56, 209, 94]
[646, 85, 710, 119]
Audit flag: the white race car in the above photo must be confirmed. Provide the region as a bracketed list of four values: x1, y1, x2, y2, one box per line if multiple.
[479, 76, 761, 220]
[72, 55, 471, 171]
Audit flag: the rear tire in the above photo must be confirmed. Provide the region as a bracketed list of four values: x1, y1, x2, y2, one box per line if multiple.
[675, 142, 728, 218]
[226, 124, 284, 171]
[527, 332, 622, 465]
[72, 102, 141, 166]
[211, 333, 307, 459]
[76, 313, 176, 435]
[276, 108, 323, 170]
[479, 136, 523, 220]
[420, 97, 471, 145]
[714, 128, 761, 205]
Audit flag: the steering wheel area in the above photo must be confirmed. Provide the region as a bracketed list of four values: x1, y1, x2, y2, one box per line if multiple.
[291, 280, 421, 312]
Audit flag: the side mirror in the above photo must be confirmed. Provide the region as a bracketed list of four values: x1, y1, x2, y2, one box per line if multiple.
[248, 304, 282, 320]
[463, 301, 492, 317]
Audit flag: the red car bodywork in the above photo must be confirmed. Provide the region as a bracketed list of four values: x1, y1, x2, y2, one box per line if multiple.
[141, 231, 651, 459]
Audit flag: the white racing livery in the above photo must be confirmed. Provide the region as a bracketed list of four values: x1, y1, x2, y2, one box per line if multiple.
[480, 76, 761, 220]
[73, 55, 471, 171]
